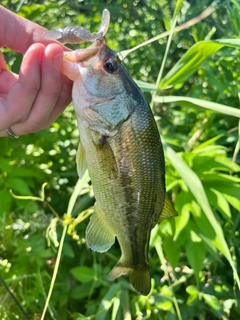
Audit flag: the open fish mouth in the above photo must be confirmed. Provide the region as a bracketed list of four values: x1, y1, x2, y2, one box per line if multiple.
[62, 43, 103, 64]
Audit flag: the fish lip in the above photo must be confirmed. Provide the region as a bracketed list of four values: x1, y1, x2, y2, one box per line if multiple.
[63, 40, 105, 63]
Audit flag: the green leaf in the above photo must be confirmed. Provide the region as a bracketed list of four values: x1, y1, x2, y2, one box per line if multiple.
[173, 203, 190, 242]
[208, 188, 231, 220]
[96, 283, 120, 320]
[70, 282, 93, 300]
[111, 296, 120, 320]
[160, 39, 240, 88]
[186, 231, 205, 283]
[135, 80, 157, 92]
[186, 285, 199, 295]
[0, 158, 13, 174]
[163, 235, 181, 268]
[165, 145, 240, 289]
[202, 293, 222, 318]
[12, 167, 42, 179]
[216, 185, 240, 211]
[198, 233, 220, 262]
[157, 300, 173, 311]
[71, 266, 94, 283]
[193, 135, 224, 150]
[6, 177, 32, 195]
[154, 96, 240, 118]
[0, 190, 12, 215]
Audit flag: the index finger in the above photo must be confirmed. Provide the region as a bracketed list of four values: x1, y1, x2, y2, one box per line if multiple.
[0, 5, 65, 54]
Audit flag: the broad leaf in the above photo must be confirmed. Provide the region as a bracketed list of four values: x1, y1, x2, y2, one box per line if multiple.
[0, 190, 12, 215]
[186, 234, 205, 284]
[160, 39, 240, 88]
[165, 145, 240, 289]
[71, 266, 94, 283]
[154, 96, 240, 118]
[135, 80, 157, 92]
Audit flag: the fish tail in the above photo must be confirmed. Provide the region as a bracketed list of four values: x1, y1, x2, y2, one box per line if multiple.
[107, 261, 151, 296]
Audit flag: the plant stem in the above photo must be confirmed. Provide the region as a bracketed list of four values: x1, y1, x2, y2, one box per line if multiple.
[150, 0, 182, 109]
[41, 173, 90, 320]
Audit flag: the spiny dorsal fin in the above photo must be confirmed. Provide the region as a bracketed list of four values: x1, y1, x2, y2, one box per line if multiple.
[159, 194, 178, 223]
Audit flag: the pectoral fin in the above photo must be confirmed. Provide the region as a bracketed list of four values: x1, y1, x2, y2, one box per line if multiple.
[76, 141, 88, 178]
[92, 132, 118, 180]
[86, 204, 115, 252]
[158, 194, 178, 223]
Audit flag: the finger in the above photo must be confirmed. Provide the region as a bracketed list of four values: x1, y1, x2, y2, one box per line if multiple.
[12, 44, 71, 134]
[4, 44, 72, 135]
[0, 70, 18, 97]
[0, 43, 45, 133]
[0, 51, 7, 71]
[45, 75, 72, 126]
[1, 6, 50, 53]
[0, 6, 70, 54]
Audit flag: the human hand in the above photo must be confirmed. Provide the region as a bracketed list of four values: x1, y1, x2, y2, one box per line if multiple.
[0, 5, 73, 137]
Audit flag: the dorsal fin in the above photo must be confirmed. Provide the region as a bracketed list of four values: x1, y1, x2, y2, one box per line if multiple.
[159, 194, 178, 223]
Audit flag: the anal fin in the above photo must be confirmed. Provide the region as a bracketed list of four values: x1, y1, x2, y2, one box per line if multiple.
[86, 204, 115, 252]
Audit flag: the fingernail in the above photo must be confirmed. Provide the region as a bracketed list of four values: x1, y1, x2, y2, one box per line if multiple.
[53, 52, 63, 72]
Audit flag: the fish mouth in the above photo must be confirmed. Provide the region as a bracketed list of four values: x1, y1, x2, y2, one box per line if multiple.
[63, 40, 105, 64]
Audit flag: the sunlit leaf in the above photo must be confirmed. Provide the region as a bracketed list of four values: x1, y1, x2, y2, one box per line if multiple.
[186, 285, 199, 295]
[209, 189, 231, 220]
[96, 284, 120, 320]
[165, 145, 240, 289]
[160, 39, 240, 88]
[154, 96, 240, 118]
[202, 293, 223, 318]
[135, 80, 157, 92]
[173, 203, 190, 242]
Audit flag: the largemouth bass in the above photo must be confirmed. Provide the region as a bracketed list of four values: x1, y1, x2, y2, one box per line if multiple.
[45, 10, 177, 295]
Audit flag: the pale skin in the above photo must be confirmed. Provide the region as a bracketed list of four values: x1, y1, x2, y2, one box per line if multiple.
[0, 5, 73, 137]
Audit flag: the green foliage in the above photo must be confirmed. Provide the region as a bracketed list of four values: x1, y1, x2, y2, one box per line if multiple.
[1, 0, 240, 319]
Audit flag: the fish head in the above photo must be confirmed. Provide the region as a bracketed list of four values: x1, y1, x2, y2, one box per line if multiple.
[62, 40, 136, 134]
[62, 40, 125, 96]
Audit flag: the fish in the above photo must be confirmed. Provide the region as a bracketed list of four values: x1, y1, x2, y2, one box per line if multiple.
[46, 9, 177, 295]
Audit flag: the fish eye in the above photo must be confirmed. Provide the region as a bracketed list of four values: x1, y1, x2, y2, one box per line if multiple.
[104, 59, 118, 73]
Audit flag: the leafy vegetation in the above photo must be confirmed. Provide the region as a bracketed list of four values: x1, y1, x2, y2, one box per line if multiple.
[1, 0, 240, 319]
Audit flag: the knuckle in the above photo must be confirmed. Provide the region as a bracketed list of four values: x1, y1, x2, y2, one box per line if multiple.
[3, 101, 28, 124]
[24, 118, 51, 134]
[14, 112, 29, 124]
[24, 123, 43, 134]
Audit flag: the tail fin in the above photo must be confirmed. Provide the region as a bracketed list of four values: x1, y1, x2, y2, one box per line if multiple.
[107, 262, 151, 296]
